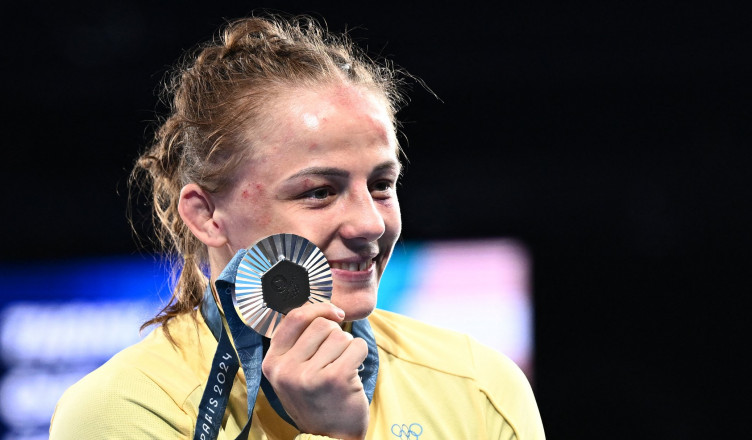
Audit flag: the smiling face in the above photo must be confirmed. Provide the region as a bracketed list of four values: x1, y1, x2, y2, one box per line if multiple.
[209, 83, 402, 321]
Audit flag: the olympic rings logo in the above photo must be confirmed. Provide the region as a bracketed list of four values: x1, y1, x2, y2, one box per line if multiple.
[391, 423, 423, 439]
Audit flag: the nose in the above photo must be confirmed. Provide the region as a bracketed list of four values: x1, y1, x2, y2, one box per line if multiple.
[338, 187, 385, 242]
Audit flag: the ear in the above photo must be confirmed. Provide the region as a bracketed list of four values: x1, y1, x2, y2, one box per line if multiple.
[178, 183, 228, 248]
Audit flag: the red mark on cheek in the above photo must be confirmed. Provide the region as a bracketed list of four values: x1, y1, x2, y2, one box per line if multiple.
[240, 183, 264, 200]
[308, 143, 318, 151]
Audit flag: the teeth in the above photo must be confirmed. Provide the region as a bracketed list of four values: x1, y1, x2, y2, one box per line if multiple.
[331, 261, 372, 271]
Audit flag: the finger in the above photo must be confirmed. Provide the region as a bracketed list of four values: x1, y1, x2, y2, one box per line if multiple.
[267, 302, 344, 355]
[304, 327, 355, 367]
[324, 337, 368, 374]
[285, 316, 343, 363]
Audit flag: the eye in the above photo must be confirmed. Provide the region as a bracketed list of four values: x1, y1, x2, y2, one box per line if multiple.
[301, 186, 335, 202]
[372, 181, 392, 191]
[310, 188, 329, 199]
[370, 179, 396, 198]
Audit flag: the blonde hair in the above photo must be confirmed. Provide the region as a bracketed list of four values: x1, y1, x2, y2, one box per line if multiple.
[130, 15, 404, 334]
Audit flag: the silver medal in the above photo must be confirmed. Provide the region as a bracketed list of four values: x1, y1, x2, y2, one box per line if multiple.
[232, 233, 332, 338]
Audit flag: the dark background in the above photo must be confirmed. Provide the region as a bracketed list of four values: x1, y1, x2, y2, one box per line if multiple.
[3, 1, 750, 438]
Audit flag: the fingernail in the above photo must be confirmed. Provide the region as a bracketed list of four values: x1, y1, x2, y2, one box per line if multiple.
[334, 307, 345, 319]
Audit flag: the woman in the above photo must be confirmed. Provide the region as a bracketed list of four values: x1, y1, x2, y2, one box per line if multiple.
[50, 15, 544, 440]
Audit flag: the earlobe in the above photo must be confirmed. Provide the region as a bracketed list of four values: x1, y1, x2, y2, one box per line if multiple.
[178, 183, 228, 248]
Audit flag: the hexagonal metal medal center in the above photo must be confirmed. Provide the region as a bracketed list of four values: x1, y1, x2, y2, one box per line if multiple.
[261, 259, 310, 315]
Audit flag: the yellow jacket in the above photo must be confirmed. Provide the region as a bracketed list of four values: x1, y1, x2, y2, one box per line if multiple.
[50, 308, 544, 439]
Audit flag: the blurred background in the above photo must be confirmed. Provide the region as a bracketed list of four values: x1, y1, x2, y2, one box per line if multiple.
[1, 1, 750, 438]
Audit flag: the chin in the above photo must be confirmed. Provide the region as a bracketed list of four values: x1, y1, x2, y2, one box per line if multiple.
[332, 288, 377, 322]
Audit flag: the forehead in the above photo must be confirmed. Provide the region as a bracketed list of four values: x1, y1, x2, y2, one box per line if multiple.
[248, 83, 397, 154]
[269, 84, 391, 133]
[234, 83, 399, 178]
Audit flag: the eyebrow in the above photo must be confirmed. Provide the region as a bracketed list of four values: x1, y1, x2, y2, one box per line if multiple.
[285, 161, 402, 181]
[376, 160, 403, 176]
[286, 166, 349, 180]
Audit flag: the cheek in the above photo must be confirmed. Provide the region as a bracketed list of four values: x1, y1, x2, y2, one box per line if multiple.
[378, 200, 402, 253]
[377, 203, 401, 280]
[384, 198, 402, 234]
[241, 182, 265, 199]
[227, 183, 274, 242]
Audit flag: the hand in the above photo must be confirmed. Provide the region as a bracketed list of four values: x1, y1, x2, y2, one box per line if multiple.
[262, 303, 369, 440]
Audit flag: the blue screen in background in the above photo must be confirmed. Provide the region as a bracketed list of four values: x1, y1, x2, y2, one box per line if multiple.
[0, 239, 532, 439]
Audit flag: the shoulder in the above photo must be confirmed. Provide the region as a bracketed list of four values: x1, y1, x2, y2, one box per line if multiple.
[368, 308, 544, 438]
[369, 308, 511, 379]
[50, 313, 214, 438]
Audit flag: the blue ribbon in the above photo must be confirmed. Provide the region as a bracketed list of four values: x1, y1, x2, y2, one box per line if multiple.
[192, 315, 240, 440]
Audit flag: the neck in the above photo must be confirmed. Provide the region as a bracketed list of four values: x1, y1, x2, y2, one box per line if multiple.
[207, 244, 235, 284]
